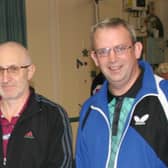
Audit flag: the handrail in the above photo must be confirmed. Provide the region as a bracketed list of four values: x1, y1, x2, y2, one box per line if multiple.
[69, 116, 79, 123]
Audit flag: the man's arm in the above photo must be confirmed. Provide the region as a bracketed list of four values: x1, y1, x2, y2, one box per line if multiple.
[45, 105, 73, 168]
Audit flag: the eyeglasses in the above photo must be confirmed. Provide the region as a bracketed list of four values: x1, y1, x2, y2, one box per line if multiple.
[94, 45, 133, 57]
[0, 65, 31, 76]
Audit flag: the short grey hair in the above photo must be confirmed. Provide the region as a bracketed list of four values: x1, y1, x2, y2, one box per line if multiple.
[90, 18, 137, 49]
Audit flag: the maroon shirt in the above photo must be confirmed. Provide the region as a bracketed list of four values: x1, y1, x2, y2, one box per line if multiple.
[0, 95, 30, 161]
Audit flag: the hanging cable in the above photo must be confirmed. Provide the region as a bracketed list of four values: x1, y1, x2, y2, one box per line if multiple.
[94, 0, 100, 23]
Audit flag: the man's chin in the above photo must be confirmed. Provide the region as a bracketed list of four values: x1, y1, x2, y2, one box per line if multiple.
[1, 94, 19, 101]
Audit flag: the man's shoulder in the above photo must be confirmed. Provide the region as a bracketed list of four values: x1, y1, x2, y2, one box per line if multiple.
[35, 94, 59, 107]
[80, 92, 101, 119]
[33, 93, 67, 117]
[154, 75, 168, 95]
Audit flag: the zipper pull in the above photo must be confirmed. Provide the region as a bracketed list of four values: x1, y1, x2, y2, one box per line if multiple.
[3, 157, 7, 166]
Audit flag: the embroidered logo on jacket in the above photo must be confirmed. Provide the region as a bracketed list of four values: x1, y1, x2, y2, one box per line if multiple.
[24, 131, 34, 139]
[134, 114, 149, 125]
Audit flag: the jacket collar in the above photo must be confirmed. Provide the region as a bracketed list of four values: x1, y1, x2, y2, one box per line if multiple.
[18, 87, 42, 122]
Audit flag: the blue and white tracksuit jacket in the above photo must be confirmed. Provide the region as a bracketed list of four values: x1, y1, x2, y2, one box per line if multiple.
[76, 61, 168, 168]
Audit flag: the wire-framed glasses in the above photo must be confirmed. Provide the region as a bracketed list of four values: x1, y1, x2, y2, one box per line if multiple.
[94, 44, 133, 57]
[0, 65, 31, 76]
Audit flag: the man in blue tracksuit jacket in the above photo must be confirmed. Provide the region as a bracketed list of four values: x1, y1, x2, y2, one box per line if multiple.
[75, 18, 168, 168]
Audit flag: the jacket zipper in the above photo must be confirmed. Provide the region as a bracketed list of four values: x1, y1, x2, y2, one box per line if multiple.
[3, 157, 6, 166]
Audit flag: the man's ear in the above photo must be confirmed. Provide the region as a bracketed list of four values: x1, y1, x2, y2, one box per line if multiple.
[28, 64, 36, 80]
[90, 51, 99, 67]
[134, 42, 143, 59]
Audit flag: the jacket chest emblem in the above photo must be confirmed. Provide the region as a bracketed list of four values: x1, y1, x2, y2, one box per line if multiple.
[133, 114, 149, 125]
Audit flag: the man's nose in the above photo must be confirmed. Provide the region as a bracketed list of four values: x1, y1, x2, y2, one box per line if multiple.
[108, 49, 117, 62]
[0, 70, 11, 82]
